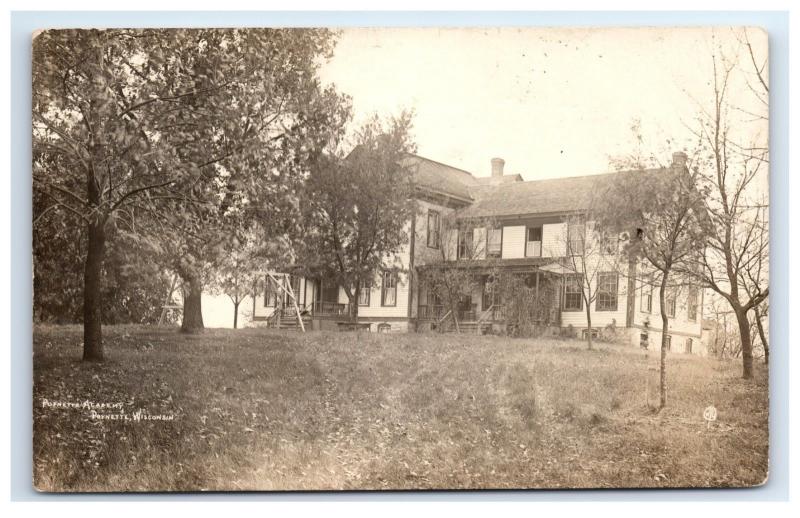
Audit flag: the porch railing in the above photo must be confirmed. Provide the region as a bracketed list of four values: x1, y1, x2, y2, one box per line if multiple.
[418, 304, 477, 322]
[478, 304, 506, 324]
[312, 301, 350, 316]
[525, 241, 542, 257]
[418, 304, 446, 320]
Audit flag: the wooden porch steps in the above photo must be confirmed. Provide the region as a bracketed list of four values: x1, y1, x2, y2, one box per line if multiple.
[269, 316, 312, 330]
[437, 320, 493, 335]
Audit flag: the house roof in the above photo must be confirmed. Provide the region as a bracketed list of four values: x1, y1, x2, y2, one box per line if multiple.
[458, 169, 661, 220]
[404, 151, 663, 219]
[403, 154, 478, 202]
[474, 174, 525, 185]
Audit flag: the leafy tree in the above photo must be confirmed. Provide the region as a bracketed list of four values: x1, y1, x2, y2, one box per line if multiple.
[596, 156, 708, 409]
[299, 112, 416, 323]
[33, 29, 208, 359]
[128, 29, 348, 334]
[211, 227, 296, 329]
[207, 236, 251, 330]
[33, 29, 347, 357]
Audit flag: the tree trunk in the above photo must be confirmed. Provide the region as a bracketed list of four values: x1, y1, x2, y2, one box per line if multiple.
[82, 220, 106, 361]
[754, 306, 768, 365]
[181, 273, 205, 333]
[233, 300, 240, 329]
[735, 307, 754, 379]
[658, 273, 670, 410]
[347, 291, 359, 324]
[585, 302, 593, 350]
[450, 295, 461, 333]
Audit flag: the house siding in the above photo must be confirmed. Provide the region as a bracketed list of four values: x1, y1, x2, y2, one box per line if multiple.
[414, 199, 457, 265]
[629, 263, 704, 353]
[559, 270, 628, 330]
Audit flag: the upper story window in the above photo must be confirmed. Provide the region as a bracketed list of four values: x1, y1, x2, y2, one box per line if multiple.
[567, 221, 586, 256]
[457, 228, 474, 260]
[426, 210, 440, 249]
[381, 271, 397, 307]
[594, 225, 619, 255]
[526, 226, 542, 257]
[563, 274, 583, 311]
[486, 226, 502, 258]
[596, 272, 619, 311]
[687, 288, 698, 322]
[641, 285, 653, 313]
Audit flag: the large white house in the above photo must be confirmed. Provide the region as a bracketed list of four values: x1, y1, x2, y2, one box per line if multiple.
[248, 152, 703, 354]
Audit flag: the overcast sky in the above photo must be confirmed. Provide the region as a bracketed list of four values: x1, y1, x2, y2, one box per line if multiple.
[318, 27, 767, 181]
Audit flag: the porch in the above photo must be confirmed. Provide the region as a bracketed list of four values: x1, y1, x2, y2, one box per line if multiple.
[415, 261, 564, 333]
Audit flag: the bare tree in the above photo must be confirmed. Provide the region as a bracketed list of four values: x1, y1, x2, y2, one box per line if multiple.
[682, 30, 769, 379]
[596, 156, 708, 409]
[558, 214, 624, 350]
[421, 214, 496, 333]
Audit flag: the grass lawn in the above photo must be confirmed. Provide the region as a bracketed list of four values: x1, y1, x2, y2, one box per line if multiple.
[33, 325, 768, 491]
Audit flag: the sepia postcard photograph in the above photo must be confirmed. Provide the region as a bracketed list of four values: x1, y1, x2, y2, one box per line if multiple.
[31, 24, 770, 492]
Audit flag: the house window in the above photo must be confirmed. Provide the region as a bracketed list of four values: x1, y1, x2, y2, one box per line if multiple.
[567, 221, 586, 256]
[264, 277, 277, 307]
[665, 334, 672, 351]
[595, 225, 619, 255]
[457, 228, 474, 260]
[687, 288, 698, 322]
[596, 272, 619, 311]
[666, 291, 676, 318]
[686, 338, 693, 354]
[526, 226, 542, 257]
[641, 285, 653, 313]
[357, 278, 371, 306]
[426, 210, 440, 249]
[563, 274, 583, 311]
[381, 271, 397, 307]
[487, 226, 502, 258]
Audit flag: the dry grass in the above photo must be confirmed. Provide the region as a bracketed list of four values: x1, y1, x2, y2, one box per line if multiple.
[33, 325, 768, 491]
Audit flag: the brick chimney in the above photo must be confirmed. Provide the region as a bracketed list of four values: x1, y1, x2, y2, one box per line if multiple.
[671, 151, 688, 169]
[491, 157, 505, 178]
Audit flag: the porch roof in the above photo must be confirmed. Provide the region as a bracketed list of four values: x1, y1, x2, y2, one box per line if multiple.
[417, 257, 563, 273]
